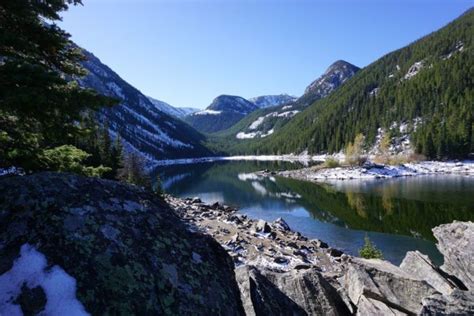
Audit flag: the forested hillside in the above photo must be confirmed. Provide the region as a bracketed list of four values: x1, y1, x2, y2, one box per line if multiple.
[233, 9, 473, 159]
[212, 60, 359, 144]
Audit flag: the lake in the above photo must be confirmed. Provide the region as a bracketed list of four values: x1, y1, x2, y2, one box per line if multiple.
[153, 160, 474, 265]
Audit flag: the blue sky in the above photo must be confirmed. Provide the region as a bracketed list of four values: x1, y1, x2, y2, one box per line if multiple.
[60, 0, 472, 109]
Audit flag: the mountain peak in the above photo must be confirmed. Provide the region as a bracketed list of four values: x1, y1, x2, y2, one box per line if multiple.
[301, 60, 360, 104]
[325, 60, 359, 74]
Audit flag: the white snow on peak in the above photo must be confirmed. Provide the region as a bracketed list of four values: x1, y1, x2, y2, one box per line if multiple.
[0, 244, 89, 316]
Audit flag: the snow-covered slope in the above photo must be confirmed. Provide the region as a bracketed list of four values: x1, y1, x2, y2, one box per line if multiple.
[79, 50, 211, 160]
[249, 94, 297, 109]
[185, 95, 259, 133]
[147, 96, 199, 118]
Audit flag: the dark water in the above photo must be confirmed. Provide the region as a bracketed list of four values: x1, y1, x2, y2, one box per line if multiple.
[152, 161, 474, 265]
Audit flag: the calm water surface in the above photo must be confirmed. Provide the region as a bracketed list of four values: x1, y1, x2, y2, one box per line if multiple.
[152, 161, 474, 265]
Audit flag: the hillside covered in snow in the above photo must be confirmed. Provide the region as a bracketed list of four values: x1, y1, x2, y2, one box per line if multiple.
[79, 50, 212, 160]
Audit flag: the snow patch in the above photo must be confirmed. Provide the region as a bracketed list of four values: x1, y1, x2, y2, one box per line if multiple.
[193, 110, 222, 115]
[404, 61, 424, 80]
[248, 116, 265, 130]
[236, 131, 258, 139]
[0, 244, 89, 316]
[277, 110, 300, 118]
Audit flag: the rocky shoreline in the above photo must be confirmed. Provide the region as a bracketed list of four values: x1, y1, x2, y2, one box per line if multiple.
[275, 160, 474, 182]
[168, 195, 474, 315]
[0, 172, 472, 315]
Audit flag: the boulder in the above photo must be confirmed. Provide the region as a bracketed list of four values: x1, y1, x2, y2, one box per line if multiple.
[254, 219, 272, 234]
[356, 295, 407, 316]
[420, 289, 474, 315]
[0, 172, 244, 315]
[400, 251, 458, 295]
[432, 221, 474, 290]
[235, 266, 351, 315]
[272, 217, 291, 231]
[341, 258, 438, 314]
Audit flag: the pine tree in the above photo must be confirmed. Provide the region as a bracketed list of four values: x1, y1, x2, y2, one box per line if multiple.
[0, 0, 117, 170]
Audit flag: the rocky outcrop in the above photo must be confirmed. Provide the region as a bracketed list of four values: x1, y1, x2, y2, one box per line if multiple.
[400, 251, 459, 295]
[236, 266, 351, 316]
[420, 289, 474, 315]
[1, 172, 473, 315]
[0, 173, 244, 315]
[170, 194, 474, 315]
[433, 221, 474, 291]
[341, 258, 438, 314]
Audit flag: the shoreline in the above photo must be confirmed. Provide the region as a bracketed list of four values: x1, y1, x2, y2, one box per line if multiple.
[275, 160, 474, 182]
[166, 194, 474, 314]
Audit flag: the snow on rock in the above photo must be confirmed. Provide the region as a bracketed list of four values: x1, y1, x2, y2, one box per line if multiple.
[192, 109, 222, 115]
[249, 94, 297, 108]
[0, 167, 24, 177]
[279, 161, 474, 182]
[277, 110, 300, 118]
[0, 244, 89, 316]
[236, 131, 258, 139]
[248, 116, 265, 130]
[404, 61, 424, 80]
[443, 41, 465, 60]
[261, 129, 274, 137]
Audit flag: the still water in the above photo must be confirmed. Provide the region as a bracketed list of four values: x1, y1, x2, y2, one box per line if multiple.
[153, 160, 474, 265]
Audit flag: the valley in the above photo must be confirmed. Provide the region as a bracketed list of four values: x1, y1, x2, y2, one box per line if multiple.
[1, 2, 473, 315]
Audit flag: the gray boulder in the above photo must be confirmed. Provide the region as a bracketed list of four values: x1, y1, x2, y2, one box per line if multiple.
[356, 295, 407, 316]
[420, 289, 474, 315]
[236, 266, 351, 315]
[433, 221, 474, 290]
[341, 258, 438, 314]
[400, 251, 458, 295]
[0, 172, 244, 315]
[254, 219, 272, 234]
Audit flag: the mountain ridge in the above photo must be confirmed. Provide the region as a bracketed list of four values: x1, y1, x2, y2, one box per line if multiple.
[234, 9, 473, 158]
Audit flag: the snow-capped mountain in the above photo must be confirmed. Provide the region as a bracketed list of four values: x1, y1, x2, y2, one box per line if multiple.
[249, 94, 297, 109]
[79, 50, 211, 160]
[298, 60, 359, 106]
[147, 96, 199, 119]
[185, 95, 259, 133]
[218, 60, 359, 140]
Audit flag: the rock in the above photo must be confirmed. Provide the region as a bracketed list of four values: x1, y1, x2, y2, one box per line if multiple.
[235, 266, 351, 316]
[191, 197, 202, 203]
[273, 217, 291, 231]
[420, 289, 474, 315]
[341, 258, 438, 314]
[273, 257, 289, 265]
[356, 295, 407, 316]
[328, 248, 344, 257]
[312, 239, 329, 249]
[400, 251, 459, 295]
[254, 219, 271, 234]
[0, 173, 244, 315]
[433, 221, 474, 290]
